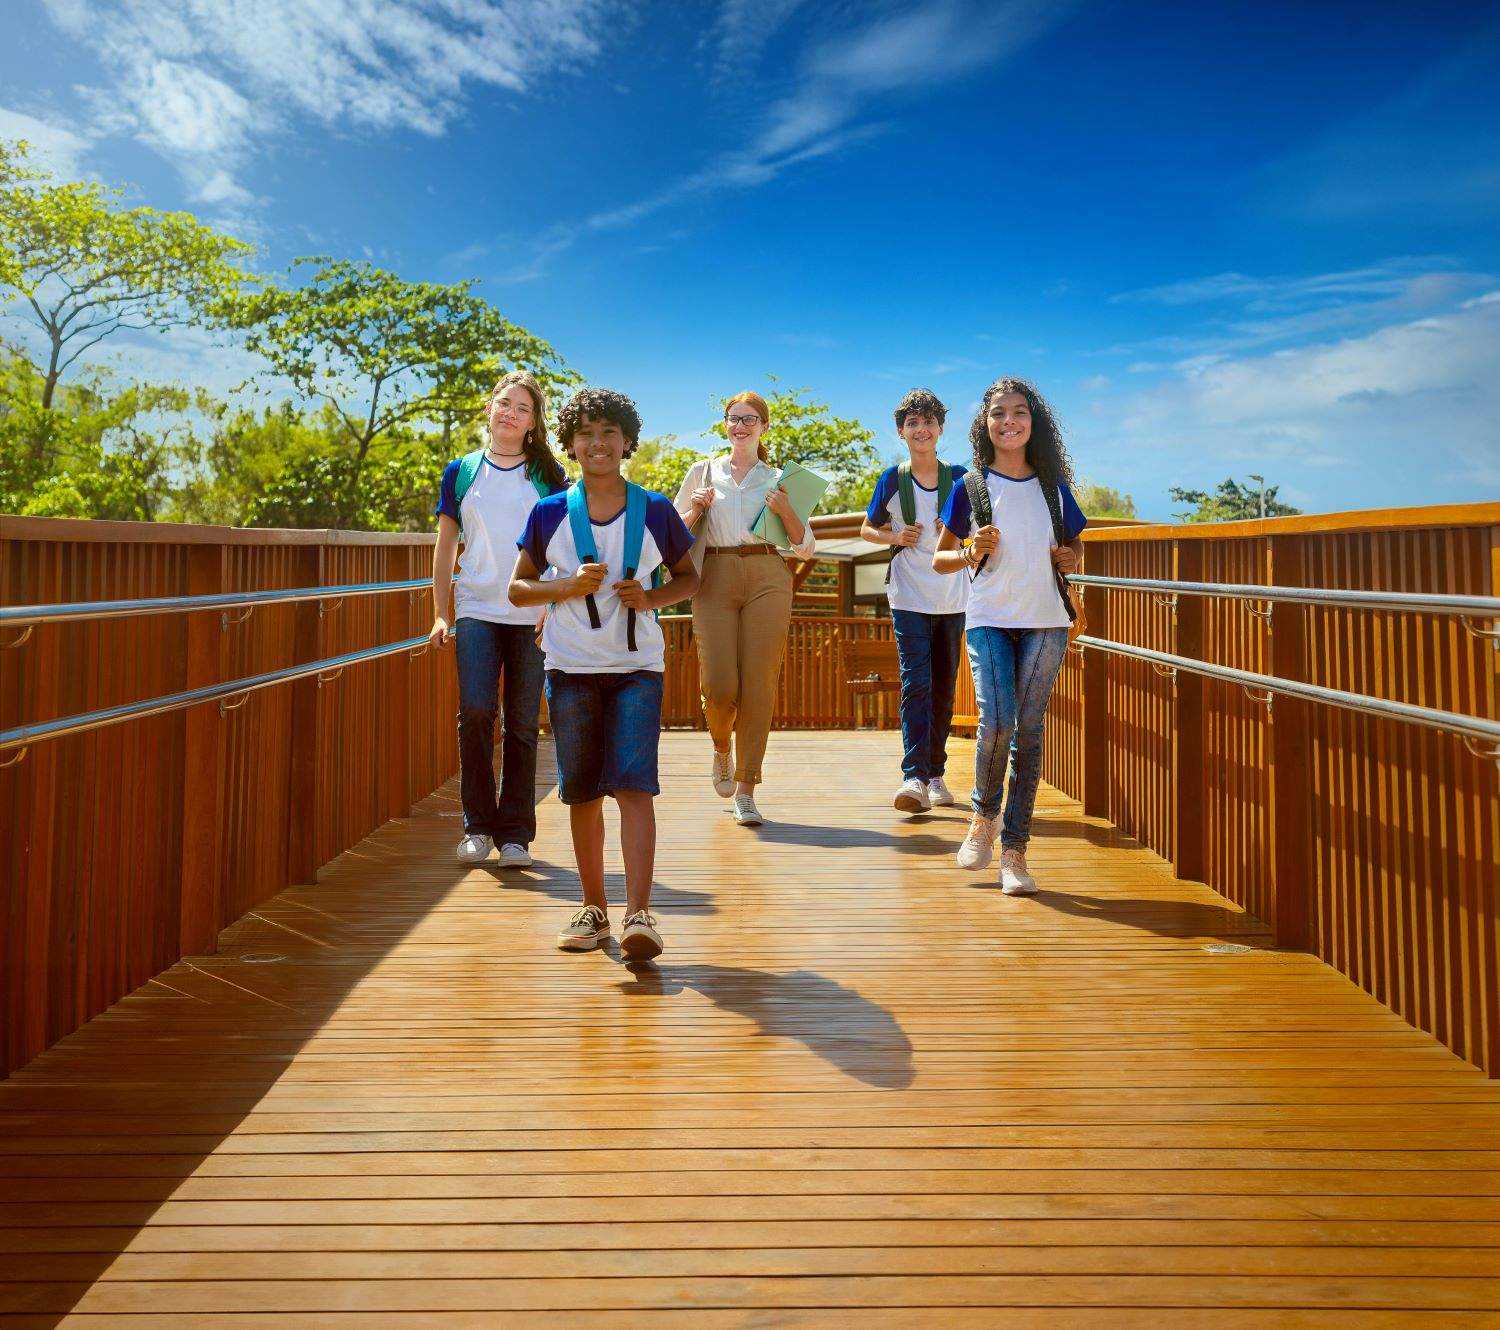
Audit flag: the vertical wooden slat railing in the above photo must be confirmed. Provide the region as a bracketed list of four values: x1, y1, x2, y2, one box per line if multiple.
[0, 516, 457, 1079]
[1043, 503, 1500, 1074]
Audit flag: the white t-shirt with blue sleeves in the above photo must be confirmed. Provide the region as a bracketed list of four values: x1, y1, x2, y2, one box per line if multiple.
[940, 470, 1088, 630]
[866, 462, 969, 616]
[436, 457, 563, 626]
[518, 488, 695, 674]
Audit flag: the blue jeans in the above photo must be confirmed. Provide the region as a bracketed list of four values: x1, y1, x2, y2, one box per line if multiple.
[455, 618, 544, 845]
[545, 670, 664, 805]
[966, 626, 1069, 848]
[891, 609, 966, 781]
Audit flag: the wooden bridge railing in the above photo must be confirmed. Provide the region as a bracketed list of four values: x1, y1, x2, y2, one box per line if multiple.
[3, 503, 1498, 1079]
[1036, 503, 1500, 1075]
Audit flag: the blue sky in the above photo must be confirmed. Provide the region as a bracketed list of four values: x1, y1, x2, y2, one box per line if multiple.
[3, 0, 1498, 518]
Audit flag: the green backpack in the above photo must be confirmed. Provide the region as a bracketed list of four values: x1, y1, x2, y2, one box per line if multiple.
[886, 460, 958, 585]
[452, 448, 554, 539]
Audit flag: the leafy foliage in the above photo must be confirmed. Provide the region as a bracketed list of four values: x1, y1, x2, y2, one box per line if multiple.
[0, 138, 251, 420]
[1169, 476, 1300, 523]
[217, 257, 575, 524]
[624, 435, 701, 498]
[1073, 480, 1138, 519]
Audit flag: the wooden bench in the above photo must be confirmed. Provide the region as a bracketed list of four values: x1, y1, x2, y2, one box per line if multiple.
[843, 636, 900, 728]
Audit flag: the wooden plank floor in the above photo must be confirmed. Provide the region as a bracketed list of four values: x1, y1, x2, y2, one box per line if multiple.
[3, 730, 1499, 1329]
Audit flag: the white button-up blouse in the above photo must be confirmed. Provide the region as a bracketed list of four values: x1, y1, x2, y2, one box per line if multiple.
[673, 454, 818, 559]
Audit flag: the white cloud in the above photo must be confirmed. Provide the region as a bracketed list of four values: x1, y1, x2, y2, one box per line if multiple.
[44, 0, 618, 207]
[1093, 291, 1500, 511]
[0, 105, 92, 178]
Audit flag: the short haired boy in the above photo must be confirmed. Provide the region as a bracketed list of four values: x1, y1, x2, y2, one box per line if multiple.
[509, 388, 699, 960]
[860, 388, 968, 814]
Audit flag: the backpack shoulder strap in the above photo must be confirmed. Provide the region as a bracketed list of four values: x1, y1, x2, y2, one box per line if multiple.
[527, 460, 554, 501]
[896, 462, 916, 525]
[621, 483, 652, 651]
[963, 467, 991, 527]
[452, 449, 487, 536]
[565, 482, 602, 630]
[937, 463, 956, 516]
[1039, 478, 1078, 623]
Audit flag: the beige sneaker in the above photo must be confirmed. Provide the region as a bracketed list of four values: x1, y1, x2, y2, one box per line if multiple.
[557, 905, 610, 951]
[711, 749, 735, 798]
[956, 813, 998, 871]
[893, 777, 931, 813]
[733, 793, 764, 826]
[621, 909, 664, 961]
[1000, 847, 1038, 896]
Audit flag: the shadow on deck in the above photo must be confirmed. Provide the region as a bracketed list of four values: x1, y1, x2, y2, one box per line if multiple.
[2, 732, 1498, 1327]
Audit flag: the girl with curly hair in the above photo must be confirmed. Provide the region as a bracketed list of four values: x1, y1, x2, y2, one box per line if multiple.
[933, 378, 1087, 896]
[431, 370, 568, 870]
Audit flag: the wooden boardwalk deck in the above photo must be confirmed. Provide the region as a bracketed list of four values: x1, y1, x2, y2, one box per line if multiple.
[2, 731, 1499, 1328]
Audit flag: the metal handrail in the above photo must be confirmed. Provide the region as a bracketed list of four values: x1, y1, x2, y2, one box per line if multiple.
[0, 576, 446, 629]
[0, 636, 430, 755]
[1074, 635, 1500, 753]
[1070, 574, 1500, 620]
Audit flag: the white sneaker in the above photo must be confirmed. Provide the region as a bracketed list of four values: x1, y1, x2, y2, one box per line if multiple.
[456, 834, 493, 864]
[1000, 847, 1038, 895]
[733, 793, 764, 826]
[711, 749, 735, 798]
[893, 777, 931, 814]
[621, 909, 664, 961]
[956, 813, 997, 871]
[927, 776, 955, 806]
[497, 842, 532, 869]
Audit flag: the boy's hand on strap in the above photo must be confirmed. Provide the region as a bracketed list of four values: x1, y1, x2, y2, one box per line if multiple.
[612, 578, 651, 611]
[1050, 544, 1078, 573]
[569, 563, 608, 599]
[971, 525, 1000, 558]
[893, 523, 922, 548]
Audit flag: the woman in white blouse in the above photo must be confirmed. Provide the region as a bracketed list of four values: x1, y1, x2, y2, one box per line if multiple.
[674, 390, 816, 826]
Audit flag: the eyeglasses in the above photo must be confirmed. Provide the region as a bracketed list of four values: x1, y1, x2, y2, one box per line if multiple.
[491, 400, 533, 417]
[726, 413, 762, 428]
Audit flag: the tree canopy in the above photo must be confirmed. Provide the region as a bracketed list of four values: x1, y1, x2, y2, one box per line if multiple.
[1169, 476, 1300, 523]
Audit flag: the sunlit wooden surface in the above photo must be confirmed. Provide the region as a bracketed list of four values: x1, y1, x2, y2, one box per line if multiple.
[2, 731, 1499, 1327]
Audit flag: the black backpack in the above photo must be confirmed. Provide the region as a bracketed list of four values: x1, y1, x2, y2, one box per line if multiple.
[963, 469, 1078, 626]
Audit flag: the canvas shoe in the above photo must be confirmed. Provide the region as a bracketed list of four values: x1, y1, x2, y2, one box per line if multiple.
[557, 905, 610, 951]
[497, 843, 532, 869]
[956, 813, 998, 871]
[711, 749, 736, 798]
[733, 793, 764, 826]
[927, 776, 956, 806]
[456, 834, 493, 864]
[1000, 847, 1039, 896]
[621, 909, 664, 961]
[893, 777, 932, 813]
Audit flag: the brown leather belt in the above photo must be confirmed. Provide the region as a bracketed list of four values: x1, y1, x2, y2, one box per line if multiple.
[707, 543, 780, 557]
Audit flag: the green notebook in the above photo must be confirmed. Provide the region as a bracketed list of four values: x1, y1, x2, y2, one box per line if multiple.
[751, 460, 831, 549]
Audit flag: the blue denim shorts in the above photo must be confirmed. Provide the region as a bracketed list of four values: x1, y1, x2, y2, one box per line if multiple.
[545, 669, 664, 804]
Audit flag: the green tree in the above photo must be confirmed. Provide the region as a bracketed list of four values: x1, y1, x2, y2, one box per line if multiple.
[1074, 480, 1138, 519]
[707, 382, 879, 515]
[0, 343, 207, 520]
[1169, 475, 1300, 523]
[221, 257, 573, 526]
[0, 138, 251, 432]
[625, 435, 702, 498]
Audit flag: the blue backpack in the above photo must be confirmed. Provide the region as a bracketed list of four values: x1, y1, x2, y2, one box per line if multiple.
[452, 448, 554, 539]
[565, 480, 662, 652]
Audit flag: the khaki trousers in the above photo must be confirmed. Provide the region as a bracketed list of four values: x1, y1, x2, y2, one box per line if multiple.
[692, 551, 793, 785]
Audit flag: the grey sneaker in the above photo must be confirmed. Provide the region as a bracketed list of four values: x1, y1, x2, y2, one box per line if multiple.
[1000, 847, 1038, 896]
[456, 833, 493, 864]
[621, 909, 664, 961]
[927, 776, 955, 806]
[956, 813, 997, 871]
[497, 842, 532, 869]
[733, 793, 764, 826]
[711, 749, 735, 798]
[557, 905, 610, 951]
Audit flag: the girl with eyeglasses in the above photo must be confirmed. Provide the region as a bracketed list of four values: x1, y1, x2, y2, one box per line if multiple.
[431, 370, 568, 868]
[673, 391, 817, 826]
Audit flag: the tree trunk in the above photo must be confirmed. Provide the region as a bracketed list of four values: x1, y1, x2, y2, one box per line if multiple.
[33, 336, 64, 461]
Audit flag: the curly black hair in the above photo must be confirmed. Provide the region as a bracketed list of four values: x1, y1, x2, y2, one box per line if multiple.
[556, 387, 642, 459]
[968, 377, 1074, 487]
[894, 387, 947, 430]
